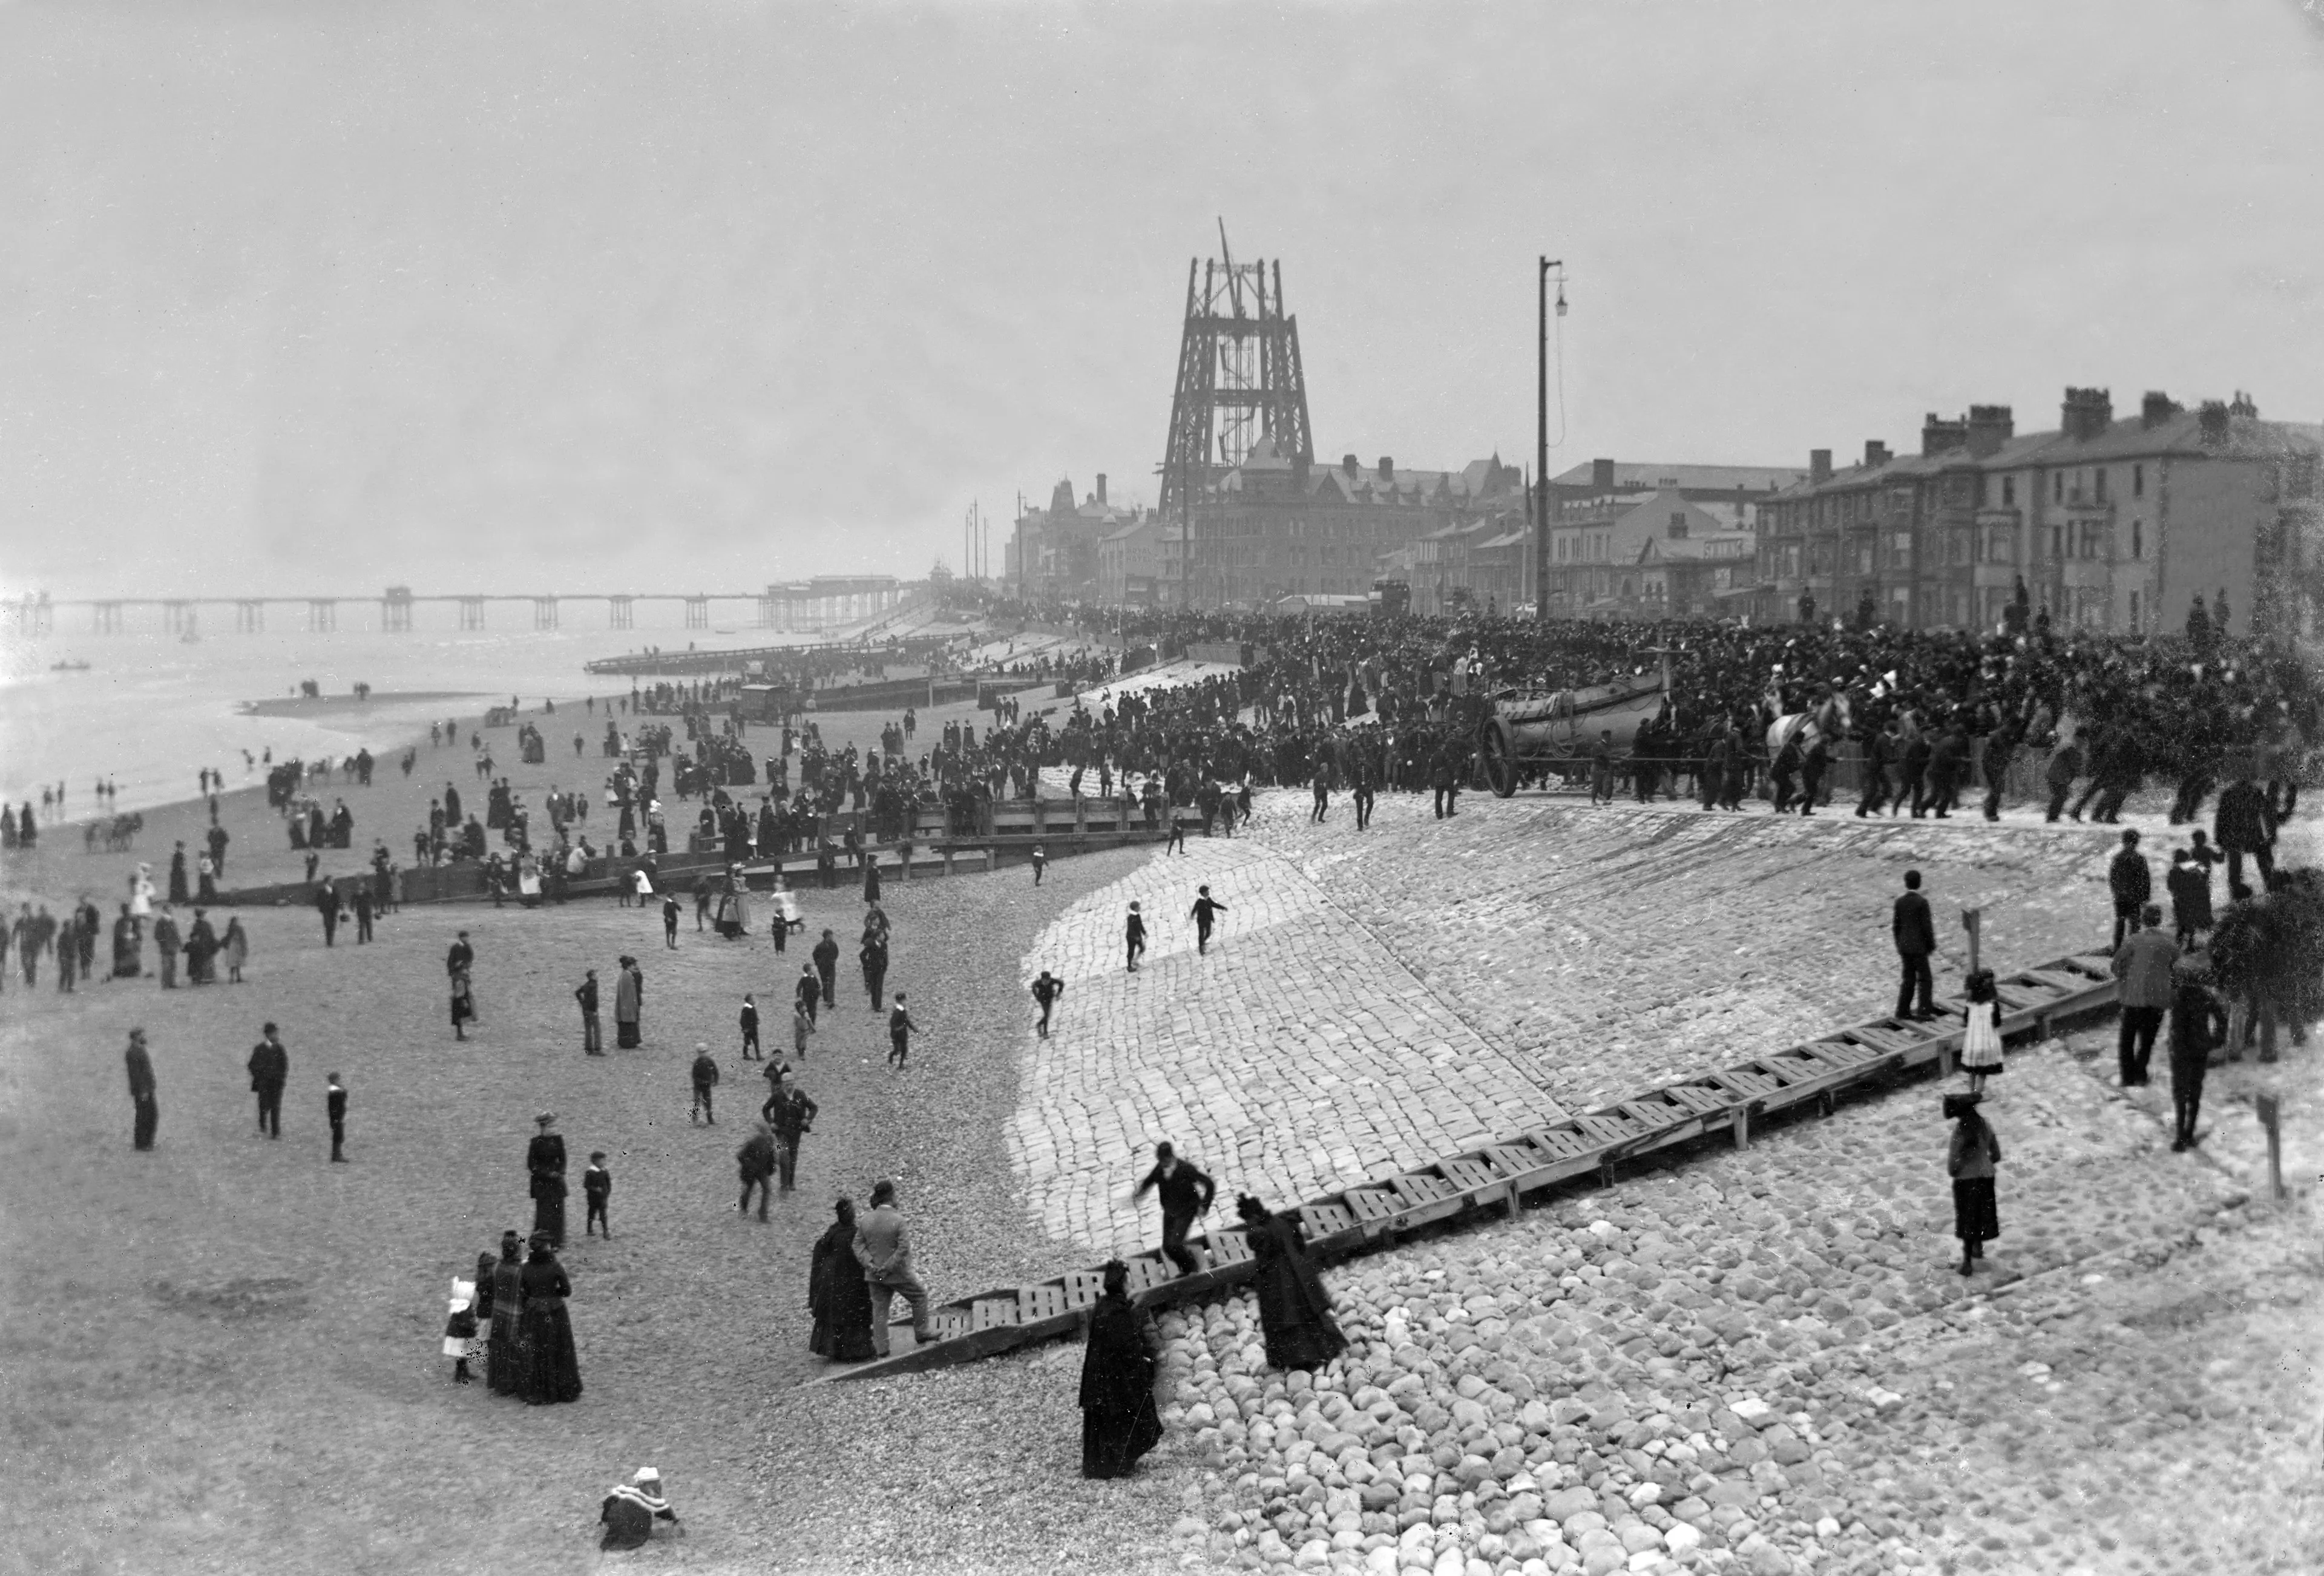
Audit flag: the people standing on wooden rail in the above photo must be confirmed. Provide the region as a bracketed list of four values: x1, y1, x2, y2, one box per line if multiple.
[1944, 1093, 2002, 1277]
[1078, 1259, 1166, 1480]
[1236, 1195, 1348, 1371]
[1131, 1140, 1216, 1278]
[853, 1179, 933, 1356]
[1892, 870, 1937, 1022]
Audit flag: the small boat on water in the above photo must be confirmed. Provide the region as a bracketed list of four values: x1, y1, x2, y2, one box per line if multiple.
[51, 659, 91, 672]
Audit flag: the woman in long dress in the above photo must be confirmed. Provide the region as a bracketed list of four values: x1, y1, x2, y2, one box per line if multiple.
[615, 957, 642, 1048]
[221, 917, 249, 983]
[485, 1232, 526, 1395]
[110, 905, 142, 979]
[517, 1236, 583, 1404]
[1958, 968, 2003, 1097]
[808, 1198, 878, 1362]
[1237, 1195, 1348, 1371]
[1078, 1260, 1165, 1479]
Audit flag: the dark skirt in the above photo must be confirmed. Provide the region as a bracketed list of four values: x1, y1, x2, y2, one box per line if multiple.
[533, 1195, 566, 1246]
[1081, 1391, 1164, 1479]
[1952, 1177, 2000, 1245]
[518, 1300, 583, 1404]
[487, 1308, 525, 1394]
[809, 1258, 878, 1362]
[616, 1018, 640, 1048]
[450, 994, 473, 1026]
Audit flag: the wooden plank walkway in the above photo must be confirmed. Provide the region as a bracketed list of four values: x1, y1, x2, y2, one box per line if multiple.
[815, 946, 2120, 1384]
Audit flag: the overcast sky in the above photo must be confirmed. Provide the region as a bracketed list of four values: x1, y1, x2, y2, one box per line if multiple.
[3, 1, 2321, 599]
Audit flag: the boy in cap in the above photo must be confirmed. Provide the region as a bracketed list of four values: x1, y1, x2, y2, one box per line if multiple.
[739, 993, 761, 1060]
[583, 1151, 612, 1236]
[1125, 902, 1146, 971]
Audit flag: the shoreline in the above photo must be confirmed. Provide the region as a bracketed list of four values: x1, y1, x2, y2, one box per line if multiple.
[237, 690, 487, 721]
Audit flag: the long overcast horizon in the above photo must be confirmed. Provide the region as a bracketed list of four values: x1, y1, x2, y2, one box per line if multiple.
[4, 0, 2322, 601]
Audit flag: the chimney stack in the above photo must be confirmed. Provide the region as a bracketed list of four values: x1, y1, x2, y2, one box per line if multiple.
[2060, 387, 2114, 442]
[1342, 453, 1360, 479]
[1922, 413, 1968, 458]
[1966, 405, 2014, 458]
[1377, 457, 1394, 481]
[1810, 448, 1833, 485]
[1591, 457, 1617, 491]
[2198, 400, 2230, 446]
[1864, 440, 1891, 468]
[1096, 474, 1108, 505]
[2141, 390, 2181, 429]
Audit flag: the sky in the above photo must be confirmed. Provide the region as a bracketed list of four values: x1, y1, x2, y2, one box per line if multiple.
[2, 0, 2322, 599]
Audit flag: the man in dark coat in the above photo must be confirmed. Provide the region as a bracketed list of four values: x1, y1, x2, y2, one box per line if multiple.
[1900, 729, 1933, 818]
[576, 970, 602, 1054]
[2167, 957, 2230, 1151]
[1132, 1141, 1216, 1277]
[2109, 829, 2151, 950]
[762, 1066, 818, 1193]
[1189, 886, 1227, 956]
[1892, 870, 1937, 1020]
[248, 1022, 289, 1138]
[527, 1113, 568, 1247]
[326, 1073, 348, 1161]
[2167, 850, 2214, 951]
[2111, 904, 2175, 1087]
[126, 1028, 159, 1151]
[2214, 770, 2276, 895]
[812, 928, 839, 1008]
[314, 878, 338, 947]
[2044, 737, 2083, 823]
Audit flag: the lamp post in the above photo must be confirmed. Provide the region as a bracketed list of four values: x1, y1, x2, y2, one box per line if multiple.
[1535, 257, 1566, 624]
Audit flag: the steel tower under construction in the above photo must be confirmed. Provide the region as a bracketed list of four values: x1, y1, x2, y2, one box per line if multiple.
[1158, 226, 1315, 534]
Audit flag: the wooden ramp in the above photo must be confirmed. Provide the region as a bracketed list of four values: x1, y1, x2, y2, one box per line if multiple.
[815, 947, 2119, 1384]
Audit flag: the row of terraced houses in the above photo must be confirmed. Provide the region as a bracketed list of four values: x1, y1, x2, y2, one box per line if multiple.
[1008, 385, 2322, 632]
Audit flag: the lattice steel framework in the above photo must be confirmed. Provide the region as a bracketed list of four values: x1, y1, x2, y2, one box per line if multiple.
[1157, 225, 1314, 526]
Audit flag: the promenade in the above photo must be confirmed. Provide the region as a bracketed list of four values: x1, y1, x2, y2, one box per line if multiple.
[4, 773, 2316, 1575]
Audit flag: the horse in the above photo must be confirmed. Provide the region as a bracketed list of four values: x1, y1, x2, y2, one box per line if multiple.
[1765, 689, 1854, 767]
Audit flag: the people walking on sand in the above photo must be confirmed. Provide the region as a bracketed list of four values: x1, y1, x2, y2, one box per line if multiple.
[517, 1235, 582, 1405]
[527, 1114, 568, 1248]
[736, 1121, 777, 1221]
[887, 992, 916, 1067]
[809, 1197, 878, 1362]
[1125, 902, 1147, 972]
[1945, 1091, 2002, 1275]
[1189, 885, 1227, 956]
[576, 970, 602, 1054]
[155, 907, 182, 988]
[1237, 1195, 1348, 1370]
[248, 1022, 288, 1138]
[485, 1231, 526, 1396]
[855, 1179, 933, 1356]
[326, 1072, 348, 1161]
[1078, 1258, 1166, 1479]
[763, 1065, 817, 1193]
[1958, 970, 2003, 1097]
[813, 929, 839, 1008]
[1892, 870, 1936, 1020]
[220, 916, 248, 983]
[1032, 970, 1065, 1037]
[126, 1028, 159, 1151]
[861, 931, 889, 1011]
[583, 1152, 612, 1236]
[1131, 1140, 1215, 1277]
[2168, 956, 2231, 1151]
[739, 993, 761, 1060]
[2112, 904, 2175, 1088]
[690, 1044, 721, 1125]
[615, 956, 643, 1048]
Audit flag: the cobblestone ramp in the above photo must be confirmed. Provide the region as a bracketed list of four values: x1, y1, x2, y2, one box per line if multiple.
[1006, 832, 1572, 1256]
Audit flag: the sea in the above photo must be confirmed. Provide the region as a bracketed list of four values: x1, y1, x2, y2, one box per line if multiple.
[0, 612, 821, 821]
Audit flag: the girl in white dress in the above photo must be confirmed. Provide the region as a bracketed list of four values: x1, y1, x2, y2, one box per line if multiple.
[1959, 969, 2003, 1097]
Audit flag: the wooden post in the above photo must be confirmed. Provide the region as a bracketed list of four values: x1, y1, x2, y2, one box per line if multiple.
[1962, 906, 1982, 979]
[2256, 1091, 2285, 1201]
